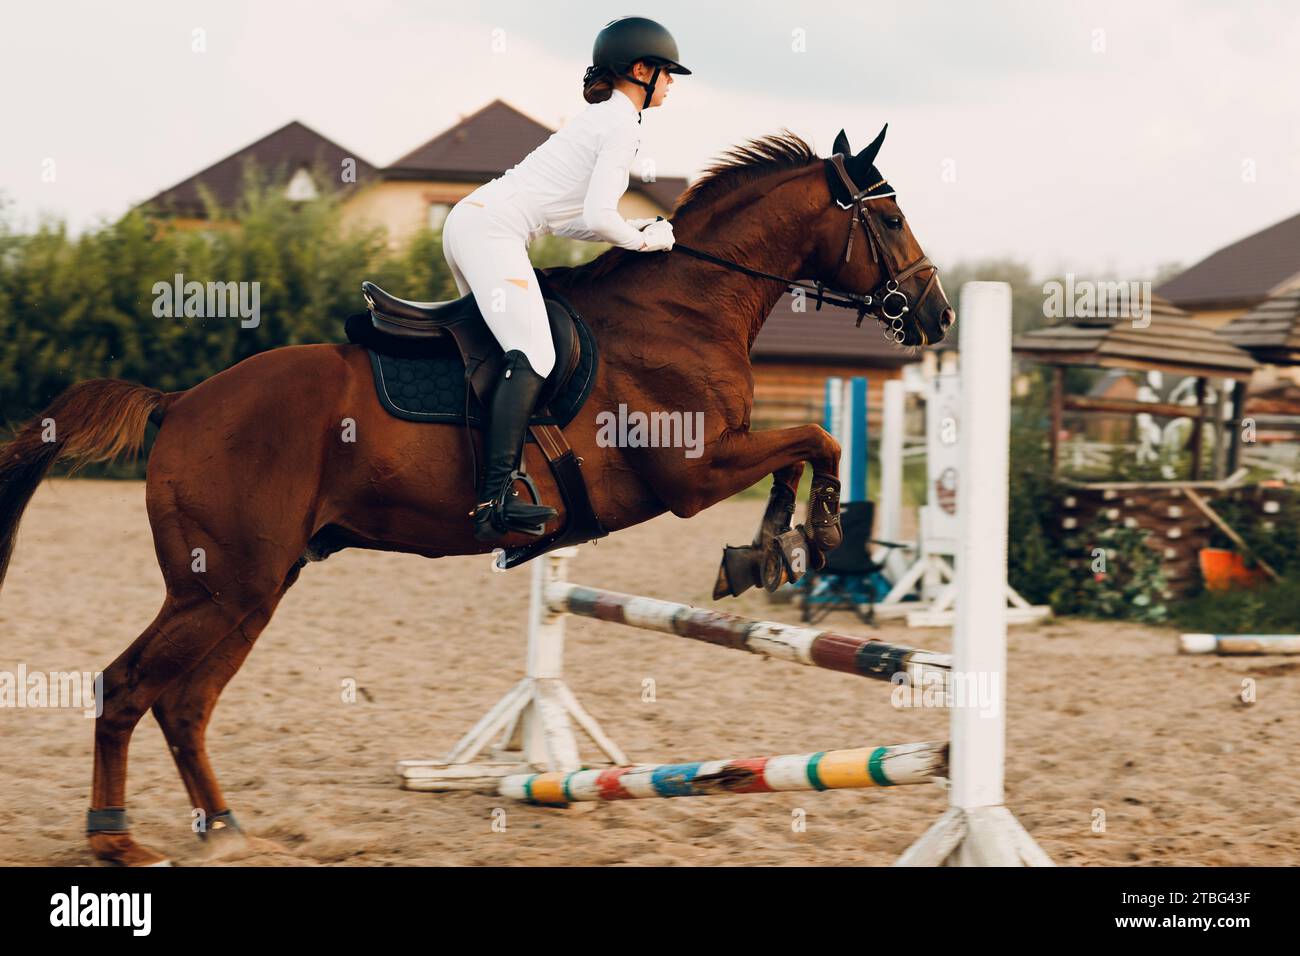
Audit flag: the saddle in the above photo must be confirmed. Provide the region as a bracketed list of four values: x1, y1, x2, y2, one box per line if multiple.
[344, 270, 608, 568]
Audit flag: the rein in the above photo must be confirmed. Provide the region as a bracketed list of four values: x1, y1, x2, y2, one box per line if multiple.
[668, 153, 942, 344]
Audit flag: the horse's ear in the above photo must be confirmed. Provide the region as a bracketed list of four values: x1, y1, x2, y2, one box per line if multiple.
[832, 129, 851, 156]
[859, 123, 888, 165]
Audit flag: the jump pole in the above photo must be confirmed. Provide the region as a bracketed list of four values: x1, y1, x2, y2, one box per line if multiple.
[895, 281, 1053, 867]
[502, 741, 948, 804]
[399, 548, 951, 792]
[1179, 634, 1300, 655]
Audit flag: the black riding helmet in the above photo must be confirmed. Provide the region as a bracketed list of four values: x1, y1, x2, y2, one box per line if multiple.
[588, 16, 690, 111]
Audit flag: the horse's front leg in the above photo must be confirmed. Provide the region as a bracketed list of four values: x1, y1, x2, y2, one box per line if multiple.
[713, 461, 802, 599]
[641, 423, 841, 598]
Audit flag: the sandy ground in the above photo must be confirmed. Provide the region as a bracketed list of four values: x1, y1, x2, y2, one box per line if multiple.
[1, 479, 1297, 867]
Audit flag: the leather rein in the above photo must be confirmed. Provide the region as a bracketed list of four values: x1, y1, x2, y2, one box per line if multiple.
[670, 153, 941, 344]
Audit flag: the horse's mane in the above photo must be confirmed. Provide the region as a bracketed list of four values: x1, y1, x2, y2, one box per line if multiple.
[552, 130, 820, 287]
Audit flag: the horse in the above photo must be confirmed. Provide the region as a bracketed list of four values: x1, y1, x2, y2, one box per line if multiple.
[0, 124, 952, 865]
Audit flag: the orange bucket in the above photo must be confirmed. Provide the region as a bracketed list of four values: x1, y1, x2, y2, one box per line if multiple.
[1199, 548, 1268, 590]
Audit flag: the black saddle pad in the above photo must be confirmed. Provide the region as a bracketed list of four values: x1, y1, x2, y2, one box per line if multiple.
[360, 310, 598, 430]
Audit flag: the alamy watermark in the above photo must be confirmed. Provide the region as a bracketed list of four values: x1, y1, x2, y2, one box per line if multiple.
[1043, 274, 1151, 328]
[152, 273, 261, 328]
[0, 665, 102, 717]
[889, 667, 1002, 716]
[595, 404, 705, 458]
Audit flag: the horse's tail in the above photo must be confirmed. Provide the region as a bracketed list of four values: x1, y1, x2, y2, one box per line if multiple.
[0, 379, 179, 592]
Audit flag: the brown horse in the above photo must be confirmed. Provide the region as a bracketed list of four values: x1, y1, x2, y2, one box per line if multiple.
[0, 126, 951, 865]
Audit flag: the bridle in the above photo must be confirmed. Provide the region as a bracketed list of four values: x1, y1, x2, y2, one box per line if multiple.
[670, 153, 942, 344]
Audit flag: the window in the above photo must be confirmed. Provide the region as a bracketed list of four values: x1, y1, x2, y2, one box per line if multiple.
[285, 168, 319, 202]
[429, 203, 451, 230]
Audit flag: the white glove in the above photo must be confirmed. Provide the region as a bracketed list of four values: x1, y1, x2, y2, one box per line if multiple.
[639, 219, 675, 252]
[627, 216, 660, 231]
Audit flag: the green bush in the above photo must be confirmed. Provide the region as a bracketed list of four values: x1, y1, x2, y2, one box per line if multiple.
[1170, 570, 1300, 632]
[0, 176, 621, 478]
[1006, 368, 1071, 605]
[1006, 369, 1169, 621]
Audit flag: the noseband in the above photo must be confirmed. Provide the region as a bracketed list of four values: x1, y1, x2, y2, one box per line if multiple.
[670, 153, 943, 344]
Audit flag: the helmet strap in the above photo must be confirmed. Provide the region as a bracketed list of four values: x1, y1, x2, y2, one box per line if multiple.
[622, 62, 663, 111]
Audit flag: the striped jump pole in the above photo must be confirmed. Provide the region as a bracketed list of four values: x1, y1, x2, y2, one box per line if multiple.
[501, 741, 948, 805]
[399, 547, 948, 793]
[1179, 633, 1300, 655]
[548, 581, 951, 684]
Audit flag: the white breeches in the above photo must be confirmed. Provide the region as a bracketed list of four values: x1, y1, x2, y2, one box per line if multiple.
[441, 177, 556, 378]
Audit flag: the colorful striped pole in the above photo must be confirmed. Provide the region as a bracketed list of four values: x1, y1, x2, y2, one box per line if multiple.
[549, 582, 951, 684]
[1179, 633, 1300, 655]
[501, 741, 948, 805]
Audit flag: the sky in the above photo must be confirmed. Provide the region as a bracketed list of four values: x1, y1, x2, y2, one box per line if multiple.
[2, 0, 1299, 279]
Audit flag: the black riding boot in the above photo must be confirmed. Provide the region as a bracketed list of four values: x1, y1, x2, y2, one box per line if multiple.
[472, 350, 559, 541]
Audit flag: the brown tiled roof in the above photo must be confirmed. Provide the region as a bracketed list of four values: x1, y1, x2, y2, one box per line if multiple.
[1013, 295, 1257, 378]
[141, 121, 376, 217]
[1156, 210, 1300, 310]
[751, 292, 917, 366]
[388, 100, 553, 177]
[1216, 289, 1300, 365]
[386, 99, 688, 212]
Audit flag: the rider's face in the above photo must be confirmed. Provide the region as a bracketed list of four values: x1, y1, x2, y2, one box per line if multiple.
[634, 61, 674, 109]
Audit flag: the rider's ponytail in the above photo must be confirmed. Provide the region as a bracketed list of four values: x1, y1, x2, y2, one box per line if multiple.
[582, 64, 616, 104]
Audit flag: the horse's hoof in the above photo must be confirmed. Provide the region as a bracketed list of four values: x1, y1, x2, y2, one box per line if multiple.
[200, 828, 249, 859]
[194, 809, 247, 858]
[775, 527, 814, 583]
[713, 545, 763, 599]
[87, 832, 171, 867]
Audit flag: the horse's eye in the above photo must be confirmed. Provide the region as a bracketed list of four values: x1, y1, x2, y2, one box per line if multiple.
[885, 216, 904, 230]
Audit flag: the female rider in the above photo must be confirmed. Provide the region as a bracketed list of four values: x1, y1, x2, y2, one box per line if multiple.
[441, 16, 690, 542]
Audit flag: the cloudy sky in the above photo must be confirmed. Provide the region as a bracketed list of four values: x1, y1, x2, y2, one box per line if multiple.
[2, 0, 1298, 278]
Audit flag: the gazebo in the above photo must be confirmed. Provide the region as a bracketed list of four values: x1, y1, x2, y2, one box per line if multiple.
[1012, 296, 1272, 596]
[1013, 296, 1257, 479]
[1215, 289, 1300, 366]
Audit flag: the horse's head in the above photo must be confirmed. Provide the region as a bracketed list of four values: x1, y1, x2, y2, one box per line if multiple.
[811, 125, 953, 347]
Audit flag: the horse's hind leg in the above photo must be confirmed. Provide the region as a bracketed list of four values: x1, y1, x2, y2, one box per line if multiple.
[150, 569, 300, 856]
[88, 584, 280, 867]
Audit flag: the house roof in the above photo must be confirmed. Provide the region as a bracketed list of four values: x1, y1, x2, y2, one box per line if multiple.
[386, 99, 689, 212]
[1215, 288, 1300, 365]
[751, 292, 917, 366]
[1156, 209, 1300, 310]
[1012, 295, 1257, 379]
[141, 121, 377, 217]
